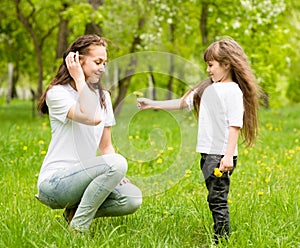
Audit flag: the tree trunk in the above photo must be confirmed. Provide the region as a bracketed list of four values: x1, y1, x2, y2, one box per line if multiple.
[113, 17, 146, 116]
[148, 65, 156, 100]
[56, 3, 69, 59]
[113, 54, 137, 116]
[15, 0, 43, 98]
[85, 0, 104, 35]
[166, 23, 175, 100]
[6, 63, 14, 104]
[200, 2, 208, 46]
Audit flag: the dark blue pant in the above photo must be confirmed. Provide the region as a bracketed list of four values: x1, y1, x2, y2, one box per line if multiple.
[200, 154, 237, 243]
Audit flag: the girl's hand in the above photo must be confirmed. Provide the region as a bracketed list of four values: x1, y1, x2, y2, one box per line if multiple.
[65, 51, 85, 83]
[219, 155, 233, 172]
[137, 98, 154, 110]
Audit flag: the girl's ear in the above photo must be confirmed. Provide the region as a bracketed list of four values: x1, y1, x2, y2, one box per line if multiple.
[224, 63, 230, 70]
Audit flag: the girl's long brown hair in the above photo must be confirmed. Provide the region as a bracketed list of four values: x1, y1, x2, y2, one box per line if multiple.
[183, 38, 260, 146]
[37, 34, 107, 114]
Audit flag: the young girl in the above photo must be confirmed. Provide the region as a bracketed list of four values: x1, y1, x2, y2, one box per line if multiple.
[36, 34, 142, 232]
[137, 38, 259, 243]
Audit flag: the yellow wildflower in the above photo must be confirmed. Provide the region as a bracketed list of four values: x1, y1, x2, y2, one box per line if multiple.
[41, 151, 46, 155]
[23, 146, 28, 151]
[167, 147, 174, 151]
[214, 168, 223, 177]
[157, 158, 163, 164]
[258, 191, 264, 196]
[38, 140, 44, 145]
[129, 135, 133, 140]
[265, 178, 270, 183]
[133, 91, 144, 97]
[135, 135, 140, 139]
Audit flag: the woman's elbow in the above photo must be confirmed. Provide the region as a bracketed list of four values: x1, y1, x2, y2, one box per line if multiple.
[87, 117, 102, 126]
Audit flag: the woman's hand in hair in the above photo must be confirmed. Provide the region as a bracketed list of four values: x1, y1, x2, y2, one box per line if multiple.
[65, 51, 85, 84]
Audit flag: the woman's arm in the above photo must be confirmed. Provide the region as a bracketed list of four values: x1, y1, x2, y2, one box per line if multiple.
[137, 98, 188, 110]
[66, 51, 102, 126]
[99, 127, 115, 155]
[219, 126, 240, 172]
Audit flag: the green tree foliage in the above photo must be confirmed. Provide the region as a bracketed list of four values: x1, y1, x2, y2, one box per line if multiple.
[0, 0, 299, 108]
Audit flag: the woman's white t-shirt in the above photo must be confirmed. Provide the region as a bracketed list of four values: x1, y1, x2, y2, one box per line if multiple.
[185, 82, 243, 156]
[37, 84, 115, 186]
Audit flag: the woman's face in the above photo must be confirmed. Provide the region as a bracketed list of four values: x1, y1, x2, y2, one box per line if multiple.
[80, 45, 107, 84]
[206, 60, 231, 82]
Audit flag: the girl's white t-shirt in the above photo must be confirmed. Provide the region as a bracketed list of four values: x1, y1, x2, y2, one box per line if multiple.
[185, 82, 243, 155]
[37, 84, 115, 186]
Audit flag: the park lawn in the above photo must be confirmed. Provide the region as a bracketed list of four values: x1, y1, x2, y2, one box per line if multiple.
[0, 99, 299, 248]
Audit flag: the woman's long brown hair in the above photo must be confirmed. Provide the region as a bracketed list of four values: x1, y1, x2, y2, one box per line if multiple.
[37, 34, 107, 114]
[183, 38, 260, 146]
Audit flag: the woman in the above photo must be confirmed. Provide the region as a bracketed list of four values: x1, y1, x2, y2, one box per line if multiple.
[36, 34, 142, 232]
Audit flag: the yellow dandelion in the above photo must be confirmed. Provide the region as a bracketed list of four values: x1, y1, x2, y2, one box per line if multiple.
[228, 199, 233, 204]
[258, 191, 264, 196]
[289, 149, 295, 154]
[266, 167, 271, 172]
[41, 151, 46, 155]
[23, 146, 28, 151]
[296, 146, 300, 151]
[248, 181, 252, 185]
[185, 169, 192, 174]
[150, 141, 155, 145]
[244, 149, 249, 155]
[163, 211, 169, 216]
[38, 140, 44, 145]
[157, 158, 163, 164]
[265, 178, 270, 183]
[214, 168, 223, 177]
[295, 139, 299, 143]
[135, 135, 140, 139]
[137, 160, 143, 163]
[133, 91, 144, 97]
[167, 147, 174, 151]
[184, 174, 190, 178]
[129, 135, 133, 140]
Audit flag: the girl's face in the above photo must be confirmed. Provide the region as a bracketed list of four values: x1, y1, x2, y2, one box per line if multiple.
[206, 60, 232, 82]
[80, 45, 107, 84]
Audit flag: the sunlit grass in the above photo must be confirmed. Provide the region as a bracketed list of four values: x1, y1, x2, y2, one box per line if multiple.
[0, 100, 299, 247]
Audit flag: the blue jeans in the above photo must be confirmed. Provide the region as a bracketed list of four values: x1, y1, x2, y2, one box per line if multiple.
[37, 154, 142, 232]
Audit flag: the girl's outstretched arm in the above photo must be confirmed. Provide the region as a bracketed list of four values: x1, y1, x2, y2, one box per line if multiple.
[137, 98, 188, 110]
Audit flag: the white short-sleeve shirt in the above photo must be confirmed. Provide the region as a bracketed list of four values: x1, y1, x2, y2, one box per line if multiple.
[37, 84, 115, 186]
[185, 82, 243, 155]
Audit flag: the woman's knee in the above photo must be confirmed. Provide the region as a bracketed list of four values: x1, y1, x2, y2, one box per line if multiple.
[123, 184, 143, 213]
[103, 153, 128, 177]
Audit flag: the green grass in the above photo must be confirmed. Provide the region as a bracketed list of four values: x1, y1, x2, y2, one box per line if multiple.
[0, 99, 299, 247]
